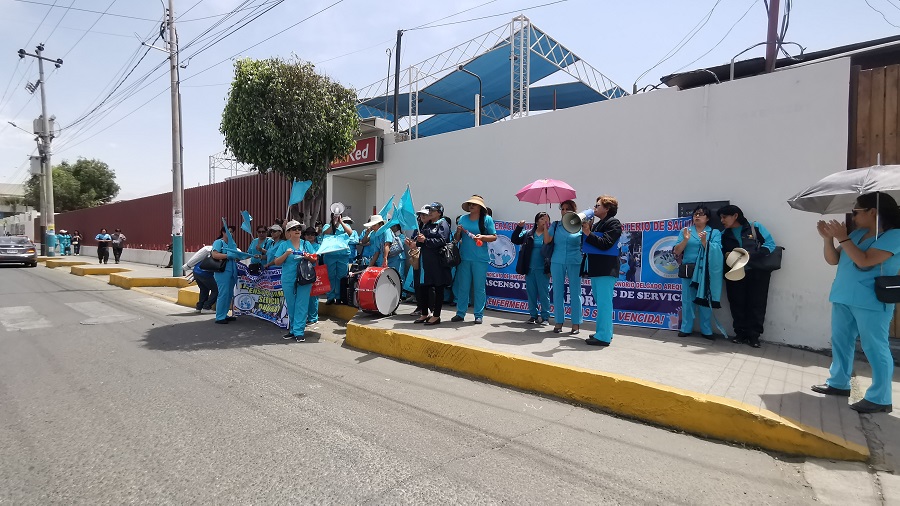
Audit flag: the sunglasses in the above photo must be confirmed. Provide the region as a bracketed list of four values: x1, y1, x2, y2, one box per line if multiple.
[287, 227, 301, 232]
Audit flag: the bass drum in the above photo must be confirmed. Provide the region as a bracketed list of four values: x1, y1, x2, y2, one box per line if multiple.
[356, 266, 401, 315]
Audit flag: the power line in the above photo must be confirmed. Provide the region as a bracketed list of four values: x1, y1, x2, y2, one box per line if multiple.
[22, 0, 58, 49]
[633, 0, 725, 89]
[405, 0, 568, 31]
[863, 0, 900, 29]
[43, 0, 76, 42]
[11, 0, 284, 23]
[410, 0, 502, 30]
[674, 0, 761, 73]
[60, 0, 122, 60]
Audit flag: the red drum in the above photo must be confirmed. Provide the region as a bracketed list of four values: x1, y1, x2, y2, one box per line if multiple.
[356, 267, 402, 315]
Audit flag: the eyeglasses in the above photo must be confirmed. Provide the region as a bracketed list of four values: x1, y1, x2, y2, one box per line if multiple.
[287, 227, 300, 232]
[852, 208, 871, 215]
[593, 204, 603, 209]
[256, 230, 267, 233]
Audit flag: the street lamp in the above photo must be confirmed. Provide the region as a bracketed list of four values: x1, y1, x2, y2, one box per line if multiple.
[7, 121, 32, 135]
[457, 65, 482, 127]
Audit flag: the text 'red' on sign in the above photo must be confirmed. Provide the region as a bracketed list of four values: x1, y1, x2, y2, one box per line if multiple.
[330, 137, 382, 170]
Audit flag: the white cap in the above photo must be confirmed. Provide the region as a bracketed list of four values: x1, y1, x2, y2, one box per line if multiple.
[284, 220, 302, 231]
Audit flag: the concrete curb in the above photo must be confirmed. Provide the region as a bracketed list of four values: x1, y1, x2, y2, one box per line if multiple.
[70, 265, 130, 276]
[45, 259, 89, 269]
[109, 272, 190, 290]
[345, 322, 870, 462]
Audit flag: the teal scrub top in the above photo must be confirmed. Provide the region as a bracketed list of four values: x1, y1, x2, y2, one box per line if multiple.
[458, 214, 496, 263]
[370, 227, 393, 264]
[681, 225, 713, 264]
[212, 238, 238, 275]
[248, 237, 273, 265]
[273, 239, 316, 283]
[829, 228, 900, 312]
[266, 239, 284, 265]
[527, 231, 546, 271]
[549, 221, 582, 265]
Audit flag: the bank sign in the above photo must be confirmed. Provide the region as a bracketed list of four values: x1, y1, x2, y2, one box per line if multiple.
[330, 137, 382, 170]
[486, 217, 691, 330]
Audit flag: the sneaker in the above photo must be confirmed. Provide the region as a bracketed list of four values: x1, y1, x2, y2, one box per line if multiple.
[295, 335, 306, 342]
[474, 317, 483, 324]
[450, 315, 464, 322]
[283, 332, 294, 340]
[526, 317, 537, 324]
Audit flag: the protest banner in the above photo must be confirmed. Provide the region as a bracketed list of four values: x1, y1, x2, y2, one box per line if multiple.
[232, 263, 289, 328]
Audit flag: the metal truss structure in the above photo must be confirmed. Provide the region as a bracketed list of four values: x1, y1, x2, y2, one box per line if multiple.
[208, 150, 254, 185]
[355, 15, 626, 138]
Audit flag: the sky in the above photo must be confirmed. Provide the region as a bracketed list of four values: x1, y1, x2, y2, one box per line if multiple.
[0, 0, 897, 201]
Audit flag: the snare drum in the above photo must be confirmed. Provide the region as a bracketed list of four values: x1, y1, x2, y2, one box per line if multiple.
[356, 266, 401, 315]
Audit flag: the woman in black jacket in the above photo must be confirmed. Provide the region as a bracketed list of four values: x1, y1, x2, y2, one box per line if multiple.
[413, 202, 452, 325]
[581, 195, 623, 346]
[511, 211, 551, 325]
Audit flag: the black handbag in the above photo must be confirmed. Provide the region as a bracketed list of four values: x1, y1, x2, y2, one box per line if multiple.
[678, 262, 695, 279]
[440, 241, 461, 268]
[296, 257, 317, 285]
[199, 255, 227, 273]
[541, 222, 558, 259]
[875, 276, 900, 303]
[748, 223, 784, 271]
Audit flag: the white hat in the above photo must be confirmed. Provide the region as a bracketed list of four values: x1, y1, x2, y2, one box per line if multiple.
[416, 205, 430, 215]
[269, 224, 283, 232]
[725, 247, 750, 281]
[363, 214, 385, 228]
[284, 220, 302, 231]
[341, 216, 354, 224]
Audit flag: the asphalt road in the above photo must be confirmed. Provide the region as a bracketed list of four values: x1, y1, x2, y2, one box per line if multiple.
[0, 265, 819, 504]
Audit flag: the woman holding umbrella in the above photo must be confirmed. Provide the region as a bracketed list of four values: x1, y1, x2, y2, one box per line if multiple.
[811, 191, 900, 413]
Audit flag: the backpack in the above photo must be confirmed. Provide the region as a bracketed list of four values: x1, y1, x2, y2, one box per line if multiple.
[296, 256, 317, 285]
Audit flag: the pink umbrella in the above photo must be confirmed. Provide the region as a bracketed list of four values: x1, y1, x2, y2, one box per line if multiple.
[515, 178, 577, 205]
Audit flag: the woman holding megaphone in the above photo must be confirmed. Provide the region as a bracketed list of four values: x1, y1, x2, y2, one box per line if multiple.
[547, 199, 586, 334]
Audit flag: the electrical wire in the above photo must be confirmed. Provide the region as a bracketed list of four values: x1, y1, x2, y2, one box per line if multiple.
[43, 0, 75, 42]
[864, 0, 900, 29]
[12, 0, 159, 22]
[633, 0, 724, 89]
[404, 0, 568, 31]
[410, 0, 502, 30]
[60, 0, 121, 60]
[674, 0, 761, 73]
[22, 0, 58, 49]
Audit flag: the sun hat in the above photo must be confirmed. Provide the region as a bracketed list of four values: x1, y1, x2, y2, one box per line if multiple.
[363, 214, 385, 228]
[284, 220, 302, 231]
[725, 247, 751, 281]
[341, 216, 354, 224]
[462, 195, 487, 212]
[269, 224, 283, 232]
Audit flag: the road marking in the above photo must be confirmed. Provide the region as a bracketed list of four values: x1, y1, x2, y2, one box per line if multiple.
[0, 306, 53, 331]
[65, 301, 140, 325]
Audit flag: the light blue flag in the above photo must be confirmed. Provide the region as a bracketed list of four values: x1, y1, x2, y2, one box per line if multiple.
[240, 210, 253, 235]
[378, 195, 395, 220]
[222, 217, 236, 245]
[288, 180, 313, 206]
[396, 185, 418, 231]
[316, 234, 350, 255]
[223, 247, 253, 259]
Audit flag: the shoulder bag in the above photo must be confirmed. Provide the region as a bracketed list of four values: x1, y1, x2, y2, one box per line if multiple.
[749, 222, 784, 271]
[296, 256, 318, 285]
[440, 241, 461, 268]
[199, 252, 227, 273]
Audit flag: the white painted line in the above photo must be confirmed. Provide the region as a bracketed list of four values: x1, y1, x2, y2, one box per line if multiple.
[0, 306, 53, 331]
[65, 301, 140, 325]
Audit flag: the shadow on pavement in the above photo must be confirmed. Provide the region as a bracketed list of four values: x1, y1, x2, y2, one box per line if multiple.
[142, 317, 322, 352]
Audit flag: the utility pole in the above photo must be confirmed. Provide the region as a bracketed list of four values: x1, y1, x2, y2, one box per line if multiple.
[18, 44, 62, 256]
[168, 0, 184, 276]
[392, 29, 403, 133]
[764, 0, 781, 73]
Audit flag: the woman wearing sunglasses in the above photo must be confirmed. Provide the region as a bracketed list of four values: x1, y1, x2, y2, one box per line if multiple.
[811, 192, 900, 414]
[271, 220, 318, 341]
[263, 224, 285, 268]
[248, 225, 274, 274]
[672, 205, 723, 340]
[547, 199, 585, 334]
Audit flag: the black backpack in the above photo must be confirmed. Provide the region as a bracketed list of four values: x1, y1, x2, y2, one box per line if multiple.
[296, 257, 317, 285]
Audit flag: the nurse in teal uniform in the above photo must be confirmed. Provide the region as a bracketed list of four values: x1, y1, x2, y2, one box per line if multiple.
[672, 205, 723, 340]
[321, 215, 357, 304]
[452, 195, 497, 324]
[272, 220, 317, 342]
[547, 200, 585, 334]
[302, 227, 321, 326]
[210, 225, 239, 324]
[811, 192, 900, 414]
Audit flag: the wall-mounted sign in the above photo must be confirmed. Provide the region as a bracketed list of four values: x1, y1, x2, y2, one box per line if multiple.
[330, 137, 382, 170]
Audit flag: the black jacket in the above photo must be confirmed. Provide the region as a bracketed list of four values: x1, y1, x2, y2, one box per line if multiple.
[510, 225, 550, 275]
[580, 217, 623, 278]
[417, 219, 452, 286]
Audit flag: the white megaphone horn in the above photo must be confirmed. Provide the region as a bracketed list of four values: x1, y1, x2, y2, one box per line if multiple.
[562, 208, 595, 234]
[330, 202, 345, 215]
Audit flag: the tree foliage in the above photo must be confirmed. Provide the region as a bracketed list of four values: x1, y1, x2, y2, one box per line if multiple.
[220, 57, 359, 222]
[24, 158, 120, 212]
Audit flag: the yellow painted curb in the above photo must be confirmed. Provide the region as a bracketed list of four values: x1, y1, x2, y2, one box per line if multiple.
[70, 265, 130, 276]
[345, 322, 869, 462]
[177, 285, 200, 308]
[319, 303, 358, 321]
[36, 256, 49, 263]
[109, 272, 190, 289]
[45, 259, 89, 268]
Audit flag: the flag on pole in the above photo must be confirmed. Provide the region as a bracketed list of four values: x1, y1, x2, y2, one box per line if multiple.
[288, 180, 313, 206]
[395, 185, 418, 231]
[378, 195, 395, 220]
[240, 210, 253, 235]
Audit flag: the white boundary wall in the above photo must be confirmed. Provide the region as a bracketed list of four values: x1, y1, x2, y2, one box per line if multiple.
[337, 57, 852, 349]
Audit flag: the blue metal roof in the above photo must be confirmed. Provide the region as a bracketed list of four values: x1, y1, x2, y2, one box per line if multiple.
[357, 24, 625, 138]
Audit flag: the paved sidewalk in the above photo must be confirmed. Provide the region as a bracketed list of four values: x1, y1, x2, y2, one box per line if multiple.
[347, 305, 900, 465]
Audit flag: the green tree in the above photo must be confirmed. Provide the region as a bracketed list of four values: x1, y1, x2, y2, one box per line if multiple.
[220, 57, 359, 222]
[24, 158, 120, 212]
